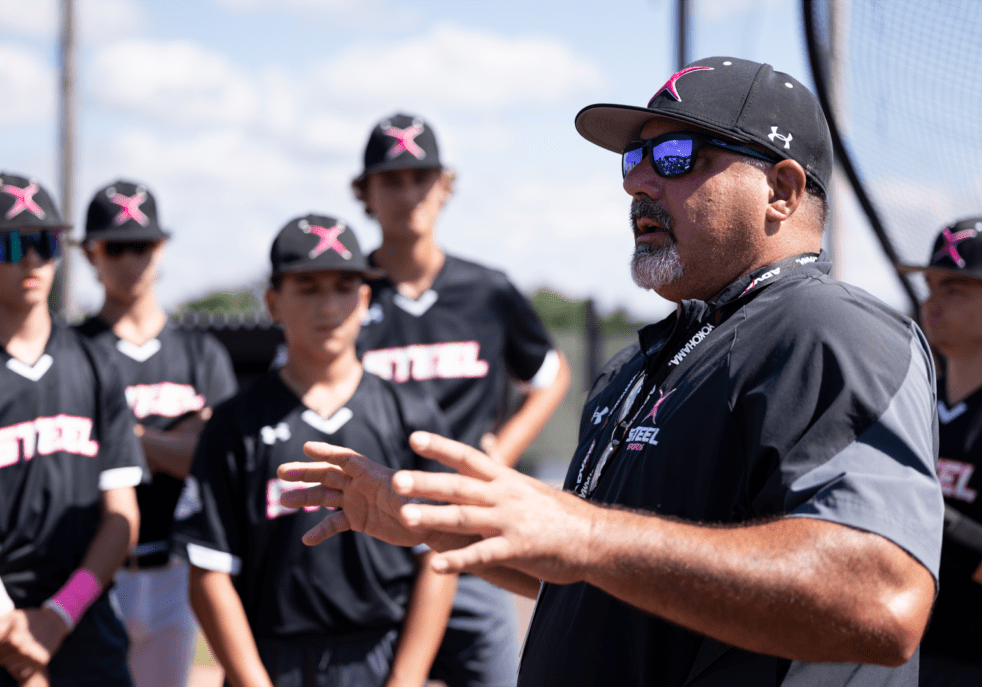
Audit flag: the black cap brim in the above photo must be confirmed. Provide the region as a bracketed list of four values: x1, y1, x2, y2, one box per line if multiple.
[85, 226, 170, 242]
[896, 263, 982, 282]
[575, 102, 758, 155]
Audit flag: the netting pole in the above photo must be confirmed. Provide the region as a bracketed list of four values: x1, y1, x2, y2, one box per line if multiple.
[53, 0, 77, 322]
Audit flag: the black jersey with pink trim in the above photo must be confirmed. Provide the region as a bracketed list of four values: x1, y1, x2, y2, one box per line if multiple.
[0, 325, 145, 607]
[172, 370, 449, 638]
[520, 253, 942, 687]
[920, 379, 982, 663]
[75, 317, 237, 568]
[357, 254, 555, 450]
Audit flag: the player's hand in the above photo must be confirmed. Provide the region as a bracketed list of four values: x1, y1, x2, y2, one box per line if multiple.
[277, 442, 425, 548]
[0, 610, 52, 682]
[391, 432, 594, 584]
[973, 561, 982, 585]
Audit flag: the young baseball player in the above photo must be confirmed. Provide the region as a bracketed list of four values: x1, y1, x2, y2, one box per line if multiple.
[76, 180, 237, 687]
[174, 214, 456, 687]
[0, 173, 145, 686]
[897, 218, 982, 684]
[352, 113, 571, 687]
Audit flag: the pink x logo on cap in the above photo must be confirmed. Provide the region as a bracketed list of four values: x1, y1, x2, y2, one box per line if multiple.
[109, 189, 149, 227]
[1, 182, 46, 220]
[383, 123, 426, 160]
[302, 222, 352, 260]
[934, 226, 978, 268]
[649, 65, 714, 104]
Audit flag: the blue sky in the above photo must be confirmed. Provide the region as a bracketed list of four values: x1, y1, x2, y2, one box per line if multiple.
[0, 0, 910, 319]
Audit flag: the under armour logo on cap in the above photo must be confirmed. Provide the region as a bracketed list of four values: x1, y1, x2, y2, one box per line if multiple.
[299, 219, 352, 260]
[106, 186, 150, 227]
[768, 127, 793, 150]
[382, 119, 427, 161]
[1, 181, 46, 220]
[933, 225, 978, 268]
[649, 66, 714, 104]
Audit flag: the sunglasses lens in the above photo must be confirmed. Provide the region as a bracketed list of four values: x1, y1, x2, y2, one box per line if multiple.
[622, 146, 644, 177]
[0, 231, 60, 263]
[651, 138, 695, 177]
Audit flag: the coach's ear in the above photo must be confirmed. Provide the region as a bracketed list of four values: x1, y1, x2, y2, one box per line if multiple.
[264, 287, 281, 325]
[764, 159, 806, 224]
[82, 241, 98, 266]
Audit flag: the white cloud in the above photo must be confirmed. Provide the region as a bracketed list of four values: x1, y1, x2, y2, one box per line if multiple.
[0, 0, 57, 37]
[318, 24, 604, 111]
[0, 0, 144, 41]
[89, 39, 258, 126]
[0, 44, 56, 124]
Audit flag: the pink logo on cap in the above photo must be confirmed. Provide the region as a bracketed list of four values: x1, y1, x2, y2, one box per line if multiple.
[109, 189, 149, 227]
[383, 122, 426, 160]
[649, 66, 714, 104]
[934, 226, 978, 268]
[301, 221, 352, 260]
[1, 182, 46, 220]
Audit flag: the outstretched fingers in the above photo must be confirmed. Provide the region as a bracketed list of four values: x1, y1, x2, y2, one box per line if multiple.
[400, 501, 500, 535]
[301, 441, 366, 468]
[408, 432, 503, 481]
[392, 470, 496, 506]
[277, 461, 350, 491]
[280, 484, 343, 510]
[428, 537, 517, 575]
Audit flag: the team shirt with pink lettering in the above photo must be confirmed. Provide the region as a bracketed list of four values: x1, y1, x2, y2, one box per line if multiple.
[0, 325, 145, 607]
[920, 380, 982, 663]
[357, 255, 554, 450]
[75, 318, 237, 567]
[172, 371, 449, 637]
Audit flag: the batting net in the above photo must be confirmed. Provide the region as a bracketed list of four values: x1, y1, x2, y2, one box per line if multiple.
[803, 0, 982, 311]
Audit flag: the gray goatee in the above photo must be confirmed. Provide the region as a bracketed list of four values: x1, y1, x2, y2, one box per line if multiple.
[630, 198, 684, 290]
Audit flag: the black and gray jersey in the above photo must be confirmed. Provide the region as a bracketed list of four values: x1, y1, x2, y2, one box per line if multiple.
[920, 379, 982, 663]
[357, 254, 558, 449]
[0, 325, 145, 607]
[173, 371, 449, 639]
[521, 252, 942, 687]
[75, 317, 237, 567]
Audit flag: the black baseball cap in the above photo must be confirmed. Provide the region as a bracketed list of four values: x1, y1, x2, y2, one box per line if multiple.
[270, 214, 380, 277]
[575, 56, 833, 195]
[355, 113, 442, 181]
[0, 173, 70, 232]
[896, 217, 982, 282]
[85, 180, 169, 242]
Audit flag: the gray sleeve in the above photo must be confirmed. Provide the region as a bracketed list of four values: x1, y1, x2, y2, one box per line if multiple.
[785, 334, 944, 581]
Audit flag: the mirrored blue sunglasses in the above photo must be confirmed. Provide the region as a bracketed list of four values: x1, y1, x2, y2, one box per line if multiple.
[0, 230, 62, 263]
[622, 132, 778, 179]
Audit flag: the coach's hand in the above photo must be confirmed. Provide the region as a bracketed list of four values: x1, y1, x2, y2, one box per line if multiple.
[393, 432, 593, 584]
[278, 443, 427, 548]
[0, 610, 52, 683]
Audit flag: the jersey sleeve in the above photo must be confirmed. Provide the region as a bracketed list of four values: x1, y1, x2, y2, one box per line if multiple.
[95, 352, 146, 490]
[197, 333, 238, 408]
[734, 291, 943, 582]
[171, 402, 246, 575]
[495, 280, 556, 385]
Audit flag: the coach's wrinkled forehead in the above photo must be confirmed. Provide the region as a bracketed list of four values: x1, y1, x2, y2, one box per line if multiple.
[575, 56, 833, 195]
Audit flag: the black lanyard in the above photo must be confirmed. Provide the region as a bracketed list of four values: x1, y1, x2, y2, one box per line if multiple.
[572, 253, 820, 498]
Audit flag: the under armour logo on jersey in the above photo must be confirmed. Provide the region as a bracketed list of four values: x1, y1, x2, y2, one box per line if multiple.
[591, 406, 609, 425]
[382, 120, 427, 160]
[1, 182, 46, 220]
[260, 422, 292, 445]
[933, 226, 978, 268]
[649, 66, 713, 104]
[767, 127, 793, 149]
[106, 186, 150, 226]
[299, 219, 352, 260]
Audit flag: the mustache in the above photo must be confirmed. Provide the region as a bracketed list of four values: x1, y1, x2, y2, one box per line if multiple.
[630, 197, 675, 241]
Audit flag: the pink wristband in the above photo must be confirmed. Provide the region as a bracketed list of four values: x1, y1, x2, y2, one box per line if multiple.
[44, 568, 101, 628]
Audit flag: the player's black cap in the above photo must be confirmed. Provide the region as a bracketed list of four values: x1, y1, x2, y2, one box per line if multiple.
[84, 180, 169, 242]
[271, 214, 380, 277]
[356, 113, 442, 181]
[575, 56, 833, 195]
[0, 173, 70, 232]
[896, 217, 982, 282]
